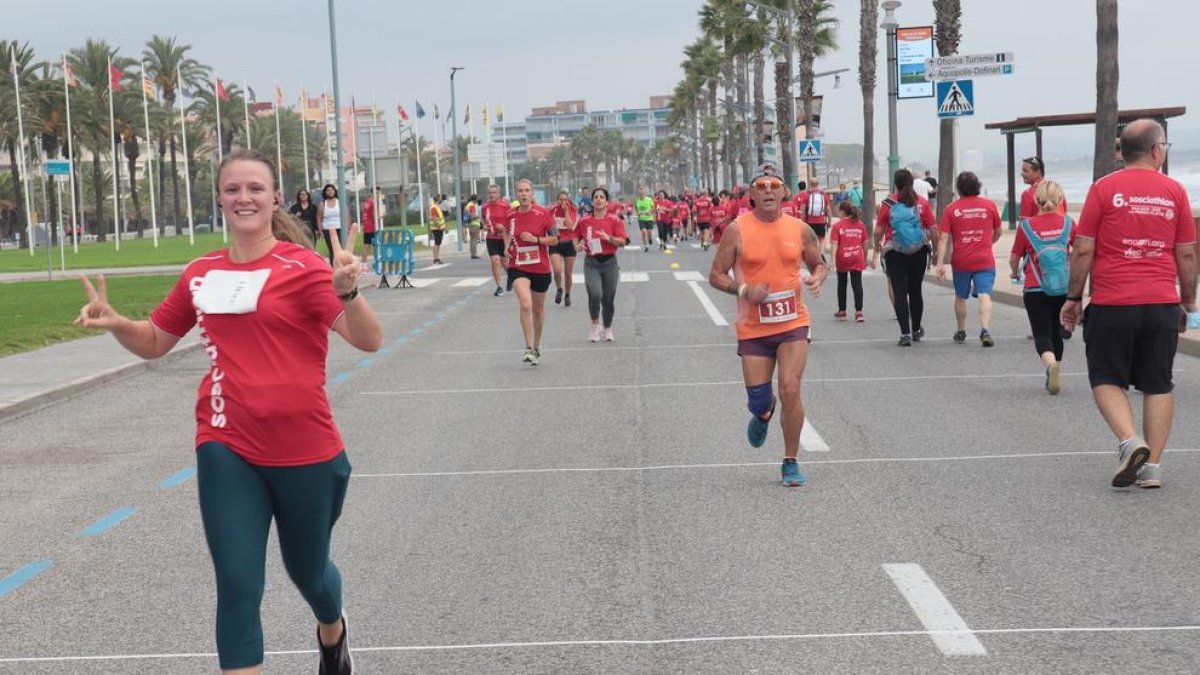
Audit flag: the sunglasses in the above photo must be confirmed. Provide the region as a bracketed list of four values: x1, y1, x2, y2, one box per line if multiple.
[751, 178, 783, 191]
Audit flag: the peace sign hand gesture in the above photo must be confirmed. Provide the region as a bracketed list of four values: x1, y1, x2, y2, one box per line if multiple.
[75, 274, 125, 331]
[331, 223, 362, 296]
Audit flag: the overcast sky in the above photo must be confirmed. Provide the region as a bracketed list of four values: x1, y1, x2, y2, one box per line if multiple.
[9, 0, 1199, 167]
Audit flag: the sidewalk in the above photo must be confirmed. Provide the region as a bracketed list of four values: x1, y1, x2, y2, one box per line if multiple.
[925, 227, 1200, 357]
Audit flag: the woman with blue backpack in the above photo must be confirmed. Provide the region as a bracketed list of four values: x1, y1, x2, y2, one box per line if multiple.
[870, 169, 938, 346]
[1009, 180, 1073, 394]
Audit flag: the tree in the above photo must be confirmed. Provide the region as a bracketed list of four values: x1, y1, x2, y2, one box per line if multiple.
[67, 39, 130, 242]
[1093, 0, 1119, 181]
[858, 0, 878, 231]
[143, 35, 210, 235]
[933, 0, 961, 217]
[796, 1, 839, 184]
[0, 41, 38, 243]
[29, 62, 67, 245]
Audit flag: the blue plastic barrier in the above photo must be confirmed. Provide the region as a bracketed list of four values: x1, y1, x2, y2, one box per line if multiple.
[373, 228, 415, 288]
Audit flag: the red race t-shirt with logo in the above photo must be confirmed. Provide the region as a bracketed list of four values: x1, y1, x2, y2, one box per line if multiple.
[780, 198, 798, 218]
[551, 203, 577, 241]
[483, 199, 511, 240]
[831, 218, 868, 271]
[876, 193, 937, 246]
[654, 198, 673, 223]
[798, 189, 828, 224]
[710, 203, 730, 243]
[577, 214, 628, 257]
[149, 242, 346, 467]
[608, 201, 625, 221]
[1020, 180, 1069, 219]
[1076, 169, 1197, 305]
[939, 196, 1002, 271]
[507, 204, 555, 275]
[674, 201, 688, 224]
[1012, 212, 1077, 291]
[695, 195, 713, 223]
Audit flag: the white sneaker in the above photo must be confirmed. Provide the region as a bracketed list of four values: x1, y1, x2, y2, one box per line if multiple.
[603, 327, 614, 342]
[590, 324, 602, 342]
[1136, 463, 1162, 489]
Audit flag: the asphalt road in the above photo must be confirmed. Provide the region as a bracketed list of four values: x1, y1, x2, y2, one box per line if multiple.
[3, 242, 1200, 674]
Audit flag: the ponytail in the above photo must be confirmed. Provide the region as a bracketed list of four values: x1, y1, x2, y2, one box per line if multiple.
[894, 169, 917, 207]
[838, 200, 860, 221]
[272, 211, 315, 248]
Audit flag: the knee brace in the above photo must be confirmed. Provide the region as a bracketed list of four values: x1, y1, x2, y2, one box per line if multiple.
[746, 383, 775, 417]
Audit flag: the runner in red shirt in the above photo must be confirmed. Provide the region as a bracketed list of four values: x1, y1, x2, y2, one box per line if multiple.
[934, 172, 1003, 346]
[797, 178, 832, 256]
[575, 187, 628, 342]
[76, 149, 380, 672]
[1019, 156, 1068, 218]
[830, 202, 868, 322]
[672, 198, 687, 242]
[870, 169, 938, 345]
[360, 187, 380, 271]
[506, 178, 558, 366]
[694, 190, 714, 251]
[710, 190, 732, 245]
[1060, 120, 1198, 488]
[549, 191, 579, 307]
[482, 184, 511, 297]
[1009, 180, 1075, 395]
[653, 191, 673, 251]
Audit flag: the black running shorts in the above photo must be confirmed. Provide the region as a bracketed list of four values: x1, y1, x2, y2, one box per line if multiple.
[1083, 303, 1180, 394]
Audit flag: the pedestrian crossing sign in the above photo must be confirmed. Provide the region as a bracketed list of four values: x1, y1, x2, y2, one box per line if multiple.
[936, 79, 974, 118]
[797, 139, 822, 162]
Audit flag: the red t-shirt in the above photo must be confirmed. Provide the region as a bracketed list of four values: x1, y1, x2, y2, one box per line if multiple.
[507, 205, 555, 274]
[674, 201, 689, 223]
[654, 199, 673, 223]
[361, 198, 377, 233]
[551, 203, 577, 241]
[780, 199, 798, 218]
[483, 199, 511, 240]
[1076, 169, 1197, 305]
[576, 214, 628, 256]
[798, 189, 829, 224]
[939, 196, 1002, 271]
[831, 218, 868, 272]
[1012, 212, 1076, 291]
[695, 195, 713, 222]
[609, 202, 625, 220]
[738, 194, 751, 215]
[149, 242, 346, 467]
[1020, 180, 1068, 219]
[877, 193, 937, 246]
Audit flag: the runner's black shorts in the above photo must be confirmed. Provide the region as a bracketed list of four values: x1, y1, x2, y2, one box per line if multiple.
[507, 269, 552, 293]
[552, 240, 577, 258]
[638, 220, 655, 231]
[807, 223, 828, 239]
[1082, 303, 1180, 394]
[429, 229, 443, 246]
[363, 231, 376, 245]
[698, 221, 711, 231]
[486, 238, 505, 257]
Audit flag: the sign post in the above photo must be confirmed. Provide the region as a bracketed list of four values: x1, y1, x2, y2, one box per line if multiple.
[797, 139, 823, 163]
[936, 80, 975, 118]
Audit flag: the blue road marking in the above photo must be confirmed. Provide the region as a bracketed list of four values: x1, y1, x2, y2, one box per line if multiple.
[159, 466, 196, 489]
[423, 320, 437, 327]
[436, 313, 448, 319]
[0, 561, 52, 599]
[379, 347, 394, 355]
[394, 336, 410, 345]
[81, 507, 137, 538]
[356, 358, 374, 368]
[410, 328, 424, 335]
[330, 372, 352, 385]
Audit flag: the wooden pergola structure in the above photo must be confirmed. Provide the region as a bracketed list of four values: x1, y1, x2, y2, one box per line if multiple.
[985, 106, 1187, 227]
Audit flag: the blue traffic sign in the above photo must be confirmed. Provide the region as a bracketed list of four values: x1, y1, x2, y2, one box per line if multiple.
[936, 80, 974, 118]
[46, 159, 71, 176]
[797, 139, 823, 162]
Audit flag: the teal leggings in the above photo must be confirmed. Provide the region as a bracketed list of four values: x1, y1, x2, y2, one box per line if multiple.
[196, 442, 352, 670]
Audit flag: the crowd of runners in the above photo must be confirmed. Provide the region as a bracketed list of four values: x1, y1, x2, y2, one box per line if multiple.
[69, 119, 1195, 674]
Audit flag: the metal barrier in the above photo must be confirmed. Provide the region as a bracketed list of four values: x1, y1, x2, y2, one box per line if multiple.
[373, 228, 415, 288]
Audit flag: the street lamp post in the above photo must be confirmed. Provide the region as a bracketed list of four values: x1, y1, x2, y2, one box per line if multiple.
[882, 1, 901, 191]
[327, 0, 348, 246]
[450, 66, 464, 252]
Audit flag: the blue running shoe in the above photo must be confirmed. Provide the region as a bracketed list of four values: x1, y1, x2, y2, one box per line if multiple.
[746, 398, 776, 448]
[781, 458, 806, 487]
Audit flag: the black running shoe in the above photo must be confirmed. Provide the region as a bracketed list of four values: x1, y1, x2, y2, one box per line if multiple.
[318, 616, 353, 675]
[555, 288, 563, 305]
[898, 335, 913, 347]
[564, 293, 572, 307]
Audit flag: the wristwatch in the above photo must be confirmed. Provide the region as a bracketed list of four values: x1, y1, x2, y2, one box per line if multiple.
[338, 287, 359, 302]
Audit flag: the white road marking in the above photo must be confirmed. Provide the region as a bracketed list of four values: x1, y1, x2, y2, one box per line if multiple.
[433, 342, 737, 355]
[7, 624, 1200, 663]
[452, 277, 491, 287]
[883, 563, 987, 656]
[416, 263, 452, 272]
[570, 272, 650, 283]
[406, 278, 442, 288]
[686, 280, 729, 326]
[801, 421, 830, 452]
[673, 270, 705, 281]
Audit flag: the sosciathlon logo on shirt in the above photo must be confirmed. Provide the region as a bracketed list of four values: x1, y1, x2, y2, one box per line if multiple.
[1113, 192, 1177, 220]
[190, 275, 229, 429]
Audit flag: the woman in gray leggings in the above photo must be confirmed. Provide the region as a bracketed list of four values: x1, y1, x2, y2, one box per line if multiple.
[576, 187, 629, 342]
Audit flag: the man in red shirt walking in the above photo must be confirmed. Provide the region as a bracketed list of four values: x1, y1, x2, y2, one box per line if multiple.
[935, 172, 1003, 346]
[1061, 120, 1197, 489]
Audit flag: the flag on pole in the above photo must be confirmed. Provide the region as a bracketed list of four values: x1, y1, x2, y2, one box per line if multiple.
[497, 104, 504, 123]
[216, 78, 229, 102]
[109, 64, 123, 91]
[415, 100, 426, 119]
[434, 103, 440, 120]
[482, 104, 489, 127]
[274, 83, 284, 107]
[63, 57, 77, 88]
[463, 102, 470, 124]
[397, 104, 410, 123]
[142, 73, 155, 100]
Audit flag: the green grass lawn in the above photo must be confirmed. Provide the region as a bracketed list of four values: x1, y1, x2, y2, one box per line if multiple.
[0, 274, 178, 357]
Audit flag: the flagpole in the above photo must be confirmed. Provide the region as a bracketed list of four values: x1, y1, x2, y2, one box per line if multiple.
[485, 104, 493, 186]
[108, 56, 121, 251]
[242, 76, 252, 150]
[140, 62, 159, 248]
[370, 91, 379, 232]
[214, 77, 226, 242]
[10, 46, 35, 255]
[501, 103, 511, 196]
[63, 53, 79, 254]
[274, 81, 285, 197]
[350, 92, 360, 225]
[300, 85, 311, 191]
[177, 64, 195, 245]
[413, 100, 425, 228]
[433, 109, 443, 198]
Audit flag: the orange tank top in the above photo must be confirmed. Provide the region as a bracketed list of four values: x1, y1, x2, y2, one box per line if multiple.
[733, 212, 811, 340]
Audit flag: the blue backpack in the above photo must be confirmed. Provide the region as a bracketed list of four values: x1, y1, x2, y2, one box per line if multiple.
[884, 197, 926, 253]
[1019, 216, 1072, 296]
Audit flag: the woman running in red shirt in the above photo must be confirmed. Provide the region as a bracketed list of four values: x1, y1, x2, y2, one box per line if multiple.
[576, 187, 629, 342]
[549, 191, 578, 307]
[505, 178, 559, 366]
[75, 149, 381, 674]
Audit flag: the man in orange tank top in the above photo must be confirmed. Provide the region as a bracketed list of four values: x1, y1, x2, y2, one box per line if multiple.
[708, 163, 828, 487]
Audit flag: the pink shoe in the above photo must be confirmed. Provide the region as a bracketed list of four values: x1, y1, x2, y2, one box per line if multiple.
[590, 323, 602, 342]
[835, 311, 847, 321]
[603, 327, 614, 342]
[855, 311, 865, 322]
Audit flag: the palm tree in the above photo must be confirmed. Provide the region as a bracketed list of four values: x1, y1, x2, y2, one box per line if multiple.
[858, 0, 878, 232]
[699, 1, 743, 187]
[67, 40, 128, 242]
[796, 1, 839, 184]
[29, 62, 67, 244]
[933, 0, 961, 216]
[1094, 0, 1119, 180]
[669, 76, 702, 190]
[0, 41, 38, 242]
[143, 35, 210, 235]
